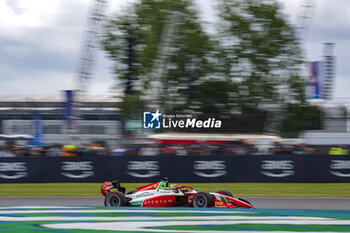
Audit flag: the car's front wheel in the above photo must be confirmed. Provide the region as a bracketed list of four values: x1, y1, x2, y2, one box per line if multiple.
[192, 191, 214, 208]
[104, 191, 127, 207]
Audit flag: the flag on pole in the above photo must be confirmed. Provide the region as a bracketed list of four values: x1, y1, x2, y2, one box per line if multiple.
[308, 61, 322, 99]
[63, 90, 75, 128]
[32, 112, 43, 146]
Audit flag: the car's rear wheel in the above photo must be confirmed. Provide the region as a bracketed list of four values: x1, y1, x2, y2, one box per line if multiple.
[192, 191, 214, 208]
[216, 190, 233, 197]
[104, 191, 127, 207]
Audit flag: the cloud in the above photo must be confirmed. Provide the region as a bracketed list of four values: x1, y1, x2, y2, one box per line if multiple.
[5, 0, 24, 15]
[0, 64, 72, 95]
[0, 0, 87, 57]
[0, 0, 349, 100]
[1, 44, 31, 58]
[0, 0, 114, 96]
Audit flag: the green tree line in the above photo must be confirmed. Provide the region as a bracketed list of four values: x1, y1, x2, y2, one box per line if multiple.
[102, 0, 321, 135]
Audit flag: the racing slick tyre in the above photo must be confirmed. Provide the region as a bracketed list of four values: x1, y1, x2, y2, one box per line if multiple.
[216, 190, 233, 197]
[104, 191, 127, 207]
[192, 191, 214, 208]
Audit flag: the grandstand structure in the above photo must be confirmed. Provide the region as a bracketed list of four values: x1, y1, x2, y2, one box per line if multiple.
[0, 95, 122, 148]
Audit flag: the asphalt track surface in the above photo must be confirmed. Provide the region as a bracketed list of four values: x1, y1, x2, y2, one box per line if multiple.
[1, 196, 350, 209]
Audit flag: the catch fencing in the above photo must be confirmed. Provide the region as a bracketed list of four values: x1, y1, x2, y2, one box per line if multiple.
[0, 155, 349, 183]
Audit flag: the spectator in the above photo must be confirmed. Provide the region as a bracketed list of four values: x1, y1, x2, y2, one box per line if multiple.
[126, 145, 138, 156]
[174, 145, 187, 156]
[139, 144, 159, 156]
[47, 144, 61, 156]
[224, 146, 235, 155]
[161, 145, 176, 155]
[0, 145, 15, 157]
[293, 144, 308, 155]
[235, 145, 248, 155]
[199, 145, 210, 156]
[329, 147, 349, 155]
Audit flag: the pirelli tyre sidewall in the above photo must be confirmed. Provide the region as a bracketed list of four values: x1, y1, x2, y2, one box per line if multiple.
[192, 191, 214, 208]
[104, 191, 127, 207]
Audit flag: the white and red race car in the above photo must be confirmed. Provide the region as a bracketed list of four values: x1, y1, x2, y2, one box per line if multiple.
[101, 178, 253, 208]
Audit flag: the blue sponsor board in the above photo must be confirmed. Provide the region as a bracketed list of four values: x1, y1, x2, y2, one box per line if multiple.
[0, 155, 349, 183]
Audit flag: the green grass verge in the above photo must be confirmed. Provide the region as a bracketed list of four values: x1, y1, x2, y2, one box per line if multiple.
[0, 183, 350, 197]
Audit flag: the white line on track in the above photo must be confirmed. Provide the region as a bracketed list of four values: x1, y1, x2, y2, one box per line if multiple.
[0, 209, 248, 214]
[0, 206, 88, 209]
[0, 216, 327, 221]
[1, 207, 349, 233]
[42, 219, 350, 233]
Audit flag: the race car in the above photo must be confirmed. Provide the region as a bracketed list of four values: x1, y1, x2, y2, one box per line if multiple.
[101, 178, 253, 208]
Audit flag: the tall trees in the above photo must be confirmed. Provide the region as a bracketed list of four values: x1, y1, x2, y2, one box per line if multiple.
[215, 0, 314, 133]
[217, 0, 305, 110]
[103, 0, 218, 115]
[103, 0, 319, 134]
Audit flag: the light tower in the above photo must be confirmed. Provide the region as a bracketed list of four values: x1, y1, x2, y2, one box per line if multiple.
[264, 0, 318, 135]
[296, 0, 318, 39]
[66, 0, 110, 140]
[147, 11, 188, 110]
[73, 0, 110, 99]
[322, 43, 335, 100]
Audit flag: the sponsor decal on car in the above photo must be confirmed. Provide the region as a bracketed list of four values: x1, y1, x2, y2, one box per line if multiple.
[142, 197, 174, 207]
[215, 201, 224, 206]
[134, 192, 154, 199]
[129, 200, 143, 207]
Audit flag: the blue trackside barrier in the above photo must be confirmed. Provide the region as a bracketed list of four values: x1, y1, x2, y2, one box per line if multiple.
[0, 155, 349, 183]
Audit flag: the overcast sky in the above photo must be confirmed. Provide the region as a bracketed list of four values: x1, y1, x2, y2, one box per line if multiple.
[0, 0, 349, 100]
